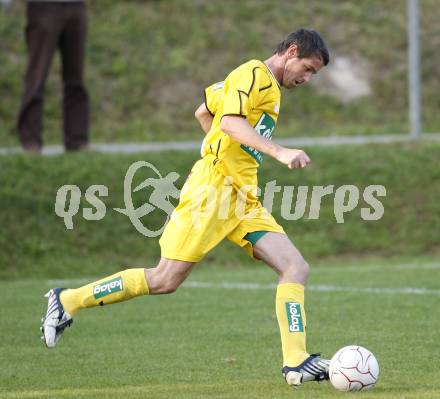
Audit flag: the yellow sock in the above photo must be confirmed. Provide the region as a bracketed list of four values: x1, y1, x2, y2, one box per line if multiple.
[60, 268, 149, 315]
[276, 283, 309, 367]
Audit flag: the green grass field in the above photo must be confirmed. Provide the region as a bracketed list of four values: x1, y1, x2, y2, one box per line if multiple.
[2, 2, 440, 396]
[1, 257, 439, 399]
[1, 143, 439, 398]
[2, 142, 440, 280]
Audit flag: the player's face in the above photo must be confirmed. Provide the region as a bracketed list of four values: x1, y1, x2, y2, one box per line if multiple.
[282, 52, 324, 89]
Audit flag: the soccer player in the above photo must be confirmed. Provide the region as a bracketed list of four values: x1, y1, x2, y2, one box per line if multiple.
[41, 28, 330, 388]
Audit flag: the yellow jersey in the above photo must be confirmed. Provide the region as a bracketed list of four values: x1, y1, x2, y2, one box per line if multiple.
[202, 59, 281, 202]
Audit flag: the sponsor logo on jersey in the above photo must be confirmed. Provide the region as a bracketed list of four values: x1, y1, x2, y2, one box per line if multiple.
[93, 277, 124, 299]
[241, 112, 276, 164]
[285, 302, 304, 332]
[274, 103, 279, 114]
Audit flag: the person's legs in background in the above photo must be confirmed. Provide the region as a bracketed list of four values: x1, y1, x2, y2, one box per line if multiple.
[59, 2, 89, 151]
[17, 2, 61, 152]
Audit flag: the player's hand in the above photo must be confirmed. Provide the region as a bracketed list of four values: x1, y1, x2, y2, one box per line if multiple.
[275, 147, 311, 169]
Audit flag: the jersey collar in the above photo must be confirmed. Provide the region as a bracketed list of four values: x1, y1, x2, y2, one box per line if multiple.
[262, 61, 281, 89]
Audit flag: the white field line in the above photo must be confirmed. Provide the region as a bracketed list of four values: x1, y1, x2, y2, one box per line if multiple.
[44, 279, 440, 296]
[183, 281, 440, 296]
[311, 262, 440, 273]
[2, 133, 440, 156]
[46, 278, 440, 296]
[45, 261, 440, 296]
[45, 262, 440, 287]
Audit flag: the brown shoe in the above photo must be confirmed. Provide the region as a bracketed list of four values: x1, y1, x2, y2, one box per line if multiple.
[78, 143, 90, 151]
[22, 143, 41, 154]
[65, 142, 90, 152]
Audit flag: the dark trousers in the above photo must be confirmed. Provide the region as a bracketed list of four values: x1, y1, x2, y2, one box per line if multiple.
[17, 2, 89, 150]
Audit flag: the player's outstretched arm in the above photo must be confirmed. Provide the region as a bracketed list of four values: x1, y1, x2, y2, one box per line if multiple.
[195, 103, 213, 134]
[221, 115, 311, 169]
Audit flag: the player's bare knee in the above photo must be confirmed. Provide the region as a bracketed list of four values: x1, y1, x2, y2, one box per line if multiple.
[155, 275, 181, 294]
[150, 279, 179, 294]
[145, 268, 178, 294]
[159, 279, 179, 294]
[297, 258, 310, 280]
[282, 258, 309, 283]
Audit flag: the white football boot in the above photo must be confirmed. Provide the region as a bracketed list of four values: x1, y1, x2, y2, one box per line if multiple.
[282, 353, 330, 388]
[40, 288, 73, 348]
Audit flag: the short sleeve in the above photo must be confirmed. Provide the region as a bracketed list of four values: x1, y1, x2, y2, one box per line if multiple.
[221, 64, 272, 118]
[204, 81, 224, 116]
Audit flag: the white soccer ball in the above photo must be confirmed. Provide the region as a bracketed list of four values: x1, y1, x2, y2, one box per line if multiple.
[329, 345, 379, 391]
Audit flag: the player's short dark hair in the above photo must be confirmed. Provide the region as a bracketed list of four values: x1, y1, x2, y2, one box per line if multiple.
[275, 28, 330, 66]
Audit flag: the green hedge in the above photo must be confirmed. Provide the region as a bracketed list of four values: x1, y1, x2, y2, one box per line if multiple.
[1, 141, 439, 279]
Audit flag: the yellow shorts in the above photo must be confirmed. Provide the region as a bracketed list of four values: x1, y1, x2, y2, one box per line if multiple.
[159, 156, 285, 262]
